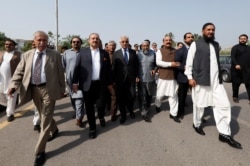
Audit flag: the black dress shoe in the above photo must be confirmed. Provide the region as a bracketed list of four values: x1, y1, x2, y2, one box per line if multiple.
[169, 114, 181, 123]
[130, 112, 135, 119]
[34, 152, 45, 166]
[33, 125, 41, 133]
[202, 118, 207, 123]
[233, 97, 239, 103]
[155, 107, 161, 113]
[193, 124, 205, 135]
[219, 134, 242, 149]
[89, 130, 97, 139]
[7, 115, 15, 122]
[111, 115, 117, 122]
[120, 117, 127, 124]
[100, 118, 106, 127]
[48, 129, 59, 142]
[143, 116, 152, 123]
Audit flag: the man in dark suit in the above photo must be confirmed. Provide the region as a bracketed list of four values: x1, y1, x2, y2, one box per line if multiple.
[8, 31, 65, 165]
[112, 36, 140, 124]
[72, 33, 111, 139]
[175, 32, 194, 118]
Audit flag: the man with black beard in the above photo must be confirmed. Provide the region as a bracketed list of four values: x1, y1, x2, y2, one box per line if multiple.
[137, 40, 157, 122]
[185, 23, 242, 149]
[175, 32, 194, 119]
[231, 34, 250, 104]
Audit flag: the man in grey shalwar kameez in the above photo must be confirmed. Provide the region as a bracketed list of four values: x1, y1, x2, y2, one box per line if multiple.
[137, 40, 157, 122]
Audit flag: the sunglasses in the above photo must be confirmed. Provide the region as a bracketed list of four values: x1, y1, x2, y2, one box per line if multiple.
[72, 41, 80, 44]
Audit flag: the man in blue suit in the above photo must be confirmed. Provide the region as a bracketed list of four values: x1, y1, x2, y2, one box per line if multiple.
[175, 32, 194, 118]
[72, 33, 111, 139]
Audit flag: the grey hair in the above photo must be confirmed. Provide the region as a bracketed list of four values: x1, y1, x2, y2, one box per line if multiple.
[108, 40, 116, 46]
[119, 35, 129, 42]
[33, 31, 48, 40]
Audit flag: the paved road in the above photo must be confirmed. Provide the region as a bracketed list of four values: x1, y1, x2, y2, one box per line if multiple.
[0, 83, 249, 166]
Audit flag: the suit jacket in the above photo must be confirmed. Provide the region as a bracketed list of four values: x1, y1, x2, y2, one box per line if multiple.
[175, 46, 188, 83]
[112, 48, 139, 84]
[231, 44, 250, 83]
[9, 48, 65, 105]
[72, 47, 111, 92]
[0, 50, 21, 76]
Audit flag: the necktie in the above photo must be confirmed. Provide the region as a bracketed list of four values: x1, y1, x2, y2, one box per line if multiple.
[33, 52, 43, 84]
[123, 49, 128, 64]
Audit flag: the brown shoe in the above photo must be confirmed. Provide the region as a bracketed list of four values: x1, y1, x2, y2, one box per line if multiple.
[76, 119, 83, 128]
[233, 97, 239, 103]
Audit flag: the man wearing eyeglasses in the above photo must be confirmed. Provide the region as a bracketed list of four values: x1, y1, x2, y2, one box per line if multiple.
[62, 36, 85, 127]
[0, 38, 21, 122]
[112, 36, 140, 124]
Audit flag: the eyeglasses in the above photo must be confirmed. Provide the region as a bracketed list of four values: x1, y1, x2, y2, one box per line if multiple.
[121, 41, 129, 43]
[72, 41, 80, 44]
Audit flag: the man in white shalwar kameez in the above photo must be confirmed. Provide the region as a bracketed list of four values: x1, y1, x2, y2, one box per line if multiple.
[185, 23, 242, 149]
[0, 39, 21, 122]
[155, 35, 181, 123]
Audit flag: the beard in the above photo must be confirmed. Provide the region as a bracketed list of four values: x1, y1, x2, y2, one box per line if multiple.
[143, 50, 149, 55]
[203, 34, 215, 42]
[239, 41, 247, 45]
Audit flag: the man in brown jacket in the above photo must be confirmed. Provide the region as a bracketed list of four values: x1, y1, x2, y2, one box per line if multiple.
[0, 38, 21, 122]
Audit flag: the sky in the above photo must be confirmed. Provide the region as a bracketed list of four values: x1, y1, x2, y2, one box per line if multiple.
[1, 0, 250, 49]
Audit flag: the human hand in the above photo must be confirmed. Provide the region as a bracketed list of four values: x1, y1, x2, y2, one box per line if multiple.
[235, 65, 241, 70]
[7, 88, 16, 98]
[188, 79, 196, 87]
[171, 62, 181, 67]
[72, 84, 79, 93]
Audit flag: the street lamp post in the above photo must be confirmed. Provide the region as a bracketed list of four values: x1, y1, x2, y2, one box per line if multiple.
[55, 0, 58, 51]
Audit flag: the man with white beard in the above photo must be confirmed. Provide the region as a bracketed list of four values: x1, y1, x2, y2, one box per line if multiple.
[137, 40, 157, 122]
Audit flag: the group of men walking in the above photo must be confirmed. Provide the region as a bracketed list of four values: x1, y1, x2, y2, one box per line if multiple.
[0, 22, 248, 165]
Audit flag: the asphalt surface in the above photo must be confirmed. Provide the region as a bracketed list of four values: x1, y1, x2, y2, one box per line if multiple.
[0, 83, 249, 166]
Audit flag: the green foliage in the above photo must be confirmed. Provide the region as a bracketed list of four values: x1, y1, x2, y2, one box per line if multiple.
[0, 32, 8, 50]
[247, 40, 250, 46]
[193, 33, 202, 41]
[21, 41, 33, 52]
[48, 31, 60, 48]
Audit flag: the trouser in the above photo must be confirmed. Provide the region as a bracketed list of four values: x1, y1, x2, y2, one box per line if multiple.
[116, 79, 136, 118]
[69, 95, 84, 120]
[83, 81, 106, 131]
[106, 85, 117, 117]
[4, 92, 18, 117]
[232, 82, 250, 100]
[193, 106, 231, 135]
[31, 86, 57, 155]
[155, 94, 179, 116]
[177, 82, 189, 116]
[137, 81, 155, 116]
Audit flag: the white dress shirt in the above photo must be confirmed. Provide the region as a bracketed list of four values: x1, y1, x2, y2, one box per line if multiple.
[91, 47, 101, 80]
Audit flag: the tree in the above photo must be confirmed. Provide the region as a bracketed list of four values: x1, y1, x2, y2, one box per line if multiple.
[0, 32, 8, 50]
[247, 40, 250, 46]
[193, 33, 202, 41]
[47, 31, 60, 48]
[21, 41, 33, 52]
